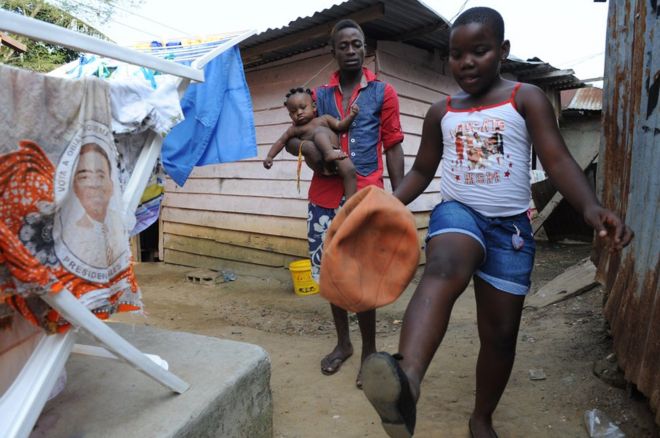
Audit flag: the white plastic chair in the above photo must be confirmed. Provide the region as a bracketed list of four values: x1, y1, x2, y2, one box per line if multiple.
[0, 13, 256, 437]
[0, 137, 189, 438]
[0, 128, 191, 438]
[0, 263, 190, 438]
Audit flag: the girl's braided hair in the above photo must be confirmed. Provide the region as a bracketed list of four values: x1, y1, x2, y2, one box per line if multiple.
[284, 87, 312, 106]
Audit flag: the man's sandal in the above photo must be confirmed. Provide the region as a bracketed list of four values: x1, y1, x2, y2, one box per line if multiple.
[320, 352, 352, 375]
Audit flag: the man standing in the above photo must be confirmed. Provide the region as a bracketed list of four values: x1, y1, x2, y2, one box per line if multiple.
[288, 19, 405, 388]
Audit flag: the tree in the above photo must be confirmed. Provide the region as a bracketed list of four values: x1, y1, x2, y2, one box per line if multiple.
[46, 0, 144, 27]
[0, 0, 143, 72]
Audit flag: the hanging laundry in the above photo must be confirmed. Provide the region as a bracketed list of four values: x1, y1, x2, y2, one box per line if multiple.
[109, 74, 182, 235]
[0, 64, 142, 333]
[50, 55, 183, 139]
[109, 74, 183, 137]
[130, 163, 165, 237]
[54, 54, 116, 80]
[51, 56, 184, 235]
[132, 195, 163, 236]
[162, 45, 257, 186]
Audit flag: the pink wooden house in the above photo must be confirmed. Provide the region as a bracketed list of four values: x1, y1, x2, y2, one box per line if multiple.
[159, 0, 583, 270]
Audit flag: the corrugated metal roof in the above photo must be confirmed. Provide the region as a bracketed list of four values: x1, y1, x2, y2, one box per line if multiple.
[560, 89, 578, 108]
[502, 56, 585, 90]
[239, 0, 450, 69]
[561, 87, 603, 111]
[239, 0, 585, 90]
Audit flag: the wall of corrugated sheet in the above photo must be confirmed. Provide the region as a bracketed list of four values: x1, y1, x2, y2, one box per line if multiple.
[594, 0, 659, 424]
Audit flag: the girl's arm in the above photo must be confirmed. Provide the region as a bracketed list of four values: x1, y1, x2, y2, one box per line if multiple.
[385, 143, 404, 191]
[394, 101, 446, 205]
[519, 84, 633, 250]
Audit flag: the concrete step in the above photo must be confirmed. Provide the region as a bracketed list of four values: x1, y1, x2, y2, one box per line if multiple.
[32, 323, 272, 438]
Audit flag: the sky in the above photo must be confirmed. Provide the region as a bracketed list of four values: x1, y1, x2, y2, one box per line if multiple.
[100, 0, 609, 85]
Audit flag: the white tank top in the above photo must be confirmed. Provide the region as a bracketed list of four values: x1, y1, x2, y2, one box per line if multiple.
[440, 83, 531, 217]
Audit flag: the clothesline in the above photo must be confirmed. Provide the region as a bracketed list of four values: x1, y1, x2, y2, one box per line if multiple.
[134, 33, 250, 52]
[0, 9, 204, 82]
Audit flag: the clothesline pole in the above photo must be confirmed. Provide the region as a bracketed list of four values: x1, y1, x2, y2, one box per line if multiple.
[192, 29, 256, 69]
[123, 132, 162, 215]
[0, 10, 205, 82]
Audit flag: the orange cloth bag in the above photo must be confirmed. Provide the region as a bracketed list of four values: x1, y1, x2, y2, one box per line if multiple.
[320, 186, 420, 313]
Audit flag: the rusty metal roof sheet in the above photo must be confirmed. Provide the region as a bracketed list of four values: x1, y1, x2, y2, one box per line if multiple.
[561, 87, 603, 111]
[239, 0, 451, 69]
[502, 56, 585, 90]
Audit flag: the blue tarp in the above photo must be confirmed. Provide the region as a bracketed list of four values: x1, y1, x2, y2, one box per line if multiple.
[162, 45, 257, 186]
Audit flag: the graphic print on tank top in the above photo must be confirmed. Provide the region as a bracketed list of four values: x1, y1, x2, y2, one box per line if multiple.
[440, 84, 531, 217]
[449, 118, 513, 184]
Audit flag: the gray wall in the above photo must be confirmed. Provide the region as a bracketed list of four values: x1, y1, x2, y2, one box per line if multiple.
[559, 114, 601, 168]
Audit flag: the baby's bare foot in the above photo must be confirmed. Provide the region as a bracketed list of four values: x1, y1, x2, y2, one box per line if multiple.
[325, 149, 348, 161]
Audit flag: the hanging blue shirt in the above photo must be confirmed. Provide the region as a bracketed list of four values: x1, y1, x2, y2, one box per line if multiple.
[162, 46, 257, 186]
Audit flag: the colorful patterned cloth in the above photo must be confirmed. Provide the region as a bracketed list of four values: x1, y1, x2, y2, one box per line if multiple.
[0, 65, 142, 333]
[307, 200, 343, 282]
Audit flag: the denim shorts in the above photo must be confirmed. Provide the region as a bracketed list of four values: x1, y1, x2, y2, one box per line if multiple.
[427, 200, 535, 295]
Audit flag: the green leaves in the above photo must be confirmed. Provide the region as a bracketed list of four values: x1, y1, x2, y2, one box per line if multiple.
[0, 0, 143, 72]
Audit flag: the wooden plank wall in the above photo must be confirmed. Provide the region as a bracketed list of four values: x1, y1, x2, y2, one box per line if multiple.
[161, 41, 459, 269]
[375, 41, 461, 237]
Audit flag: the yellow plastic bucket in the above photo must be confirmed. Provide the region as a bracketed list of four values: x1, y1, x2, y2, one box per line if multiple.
[289, 259, 319, 296]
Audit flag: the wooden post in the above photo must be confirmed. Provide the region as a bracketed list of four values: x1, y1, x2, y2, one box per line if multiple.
[0, 33, 27, 53]
[130, 235, 141, 263]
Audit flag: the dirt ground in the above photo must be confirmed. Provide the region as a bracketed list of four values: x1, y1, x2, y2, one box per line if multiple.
[114, 241, 658, 438]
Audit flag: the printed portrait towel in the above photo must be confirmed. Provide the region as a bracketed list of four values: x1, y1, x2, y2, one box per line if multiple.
[320, 186, 420, 313]
[0, 64, 142, 333]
